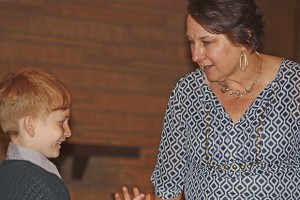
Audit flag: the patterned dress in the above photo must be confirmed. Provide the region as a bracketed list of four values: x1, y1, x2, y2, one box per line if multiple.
[151, 59, 300, 199]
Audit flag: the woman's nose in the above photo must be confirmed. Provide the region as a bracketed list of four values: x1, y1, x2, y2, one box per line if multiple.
[192, 46, 205, 62]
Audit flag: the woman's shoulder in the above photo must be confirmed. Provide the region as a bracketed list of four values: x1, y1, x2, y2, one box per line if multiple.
[282, 58, 300, 69]
[174, 68, 204, 89]
[262, 53, 299, 65]
[167, 69, 209, 101]
[278, 57, 300, 77]
[260, 54, 299, 84]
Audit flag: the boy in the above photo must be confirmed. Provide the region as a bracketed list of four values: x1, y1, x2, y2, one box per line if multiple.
[0, 67, 73, 200]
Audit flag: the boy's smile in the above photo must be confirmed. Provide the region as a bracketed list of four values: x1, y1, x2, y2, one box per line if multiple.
[31, 109, 71, 158]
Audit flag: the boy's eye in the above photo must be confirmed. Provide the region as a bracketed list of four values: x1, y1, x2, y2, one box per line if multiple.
[59, 120, 66, 126]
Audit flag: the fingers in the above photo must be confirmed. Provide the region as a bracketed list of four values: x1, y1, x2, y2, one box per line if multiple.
[132, 187, 145, 200]
[133, 193, 145, 200]
[114, 186, 147, 200]
[145, 194, 152, 200]
[114, 193, 122, 200]
[122, 186, 131, 200]
[133, 187, 140, 197]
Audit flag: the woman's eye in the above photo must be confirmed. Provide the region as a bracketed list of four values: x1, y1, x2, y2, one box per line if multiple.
[202, 41, 210, 46]
[189, 41, 194, 46]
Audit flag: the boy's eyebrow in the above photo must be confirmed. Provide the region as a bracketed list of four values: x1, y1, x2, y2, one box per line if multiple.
[61, 114, 70, 119]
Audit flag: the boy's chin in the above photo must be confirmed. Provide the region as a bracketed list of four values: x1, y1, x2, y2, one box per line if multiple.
[47, 151, 60, 159]
[52, 152, 60, 158]
[52, 154, 60, 158]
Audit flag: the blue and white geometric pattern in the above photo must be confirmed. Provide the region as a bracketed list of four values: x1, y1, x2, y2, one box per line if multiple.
[151, 59, 300, 199]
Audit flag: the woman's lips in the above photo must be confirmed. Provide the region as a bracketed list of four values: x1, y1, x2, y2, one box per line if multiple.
[202, 65, 213, 72]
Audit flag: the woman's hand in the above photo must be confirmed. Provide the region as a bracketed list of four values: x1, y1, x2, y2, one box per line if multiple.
[114, 186, 153, 200]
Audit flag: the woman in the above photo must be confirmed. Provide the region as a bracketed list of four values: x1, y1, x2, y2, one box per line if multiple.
[116, 0, 300, 199]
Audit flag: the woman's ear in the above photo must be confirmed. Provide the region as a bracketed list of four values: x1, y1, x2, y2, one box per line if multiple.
[24, 116, 35, 137]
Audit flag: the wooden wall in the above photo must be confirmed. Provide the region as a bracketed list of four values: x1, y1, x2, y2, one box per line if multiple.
[0, 1, 191, 199]
[257, 0, 300, 61]
[0, 0, 299, 200]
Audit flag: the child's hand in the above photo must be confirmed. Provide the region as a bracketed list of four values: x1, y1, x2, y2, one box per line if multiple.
[114, 186, 153, 200]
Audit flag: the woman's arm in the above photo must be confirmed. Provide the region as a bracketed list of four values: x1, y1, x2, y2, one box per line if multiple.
[154, 194, 182, 200]
[114, 186, 182, 200]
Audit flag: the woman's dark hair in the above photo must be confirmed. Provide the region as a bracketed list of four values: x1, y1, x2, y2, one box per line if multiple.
[187, 0, 264, 52]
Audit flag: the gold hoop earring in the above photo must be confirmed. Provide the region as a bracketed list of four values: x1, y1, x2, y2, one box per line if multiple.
[240, 51, 248, 72]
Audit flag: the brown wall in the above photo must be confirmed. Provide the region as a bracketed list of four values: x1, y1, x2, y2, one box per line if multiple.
[0, 1, 191, 199]
[257, 0, 300, 61]
[0, 1, 299, 200]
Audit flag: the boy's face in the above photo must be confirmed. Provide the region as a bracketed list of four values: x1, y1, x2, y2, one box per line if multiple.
[32, 109, 71, 158]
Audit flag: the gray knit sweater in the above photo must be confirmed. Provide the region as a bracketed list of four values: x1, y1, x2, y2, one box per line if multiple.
[0, 160, 70, 200]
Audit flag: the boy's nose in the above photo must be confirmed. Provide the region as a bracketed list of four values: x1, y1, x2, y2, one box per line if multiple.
[64, 125, 72, 138]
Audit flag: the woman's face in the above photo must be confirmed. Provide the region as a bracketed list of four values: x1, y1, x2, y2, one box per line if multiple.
[186, 15, 244, 83]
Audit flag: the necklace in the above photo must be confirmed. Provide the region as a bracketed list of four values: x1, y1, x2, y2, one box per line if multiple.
[219, 52, 263, 98]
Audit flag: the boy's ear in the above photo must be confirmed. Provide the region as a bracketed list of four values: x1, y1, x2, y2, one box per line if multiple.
[24, 116, 35, 137]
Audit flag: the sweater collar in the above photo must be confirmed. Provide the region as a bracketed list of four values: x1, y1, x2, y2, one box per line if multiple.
[6, 142, 61, 178]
